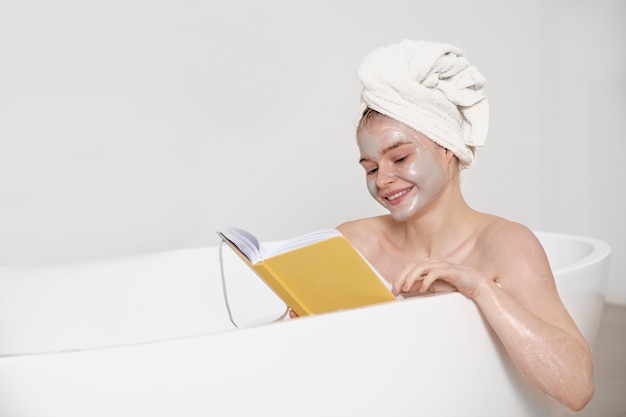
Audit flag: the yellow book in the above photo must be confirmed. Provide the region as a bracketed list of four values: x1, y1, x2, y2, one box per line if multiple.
[217, 227, 397, 316]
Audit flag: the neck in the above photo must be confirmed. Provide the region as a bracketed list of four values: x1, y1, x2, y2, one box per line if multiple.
[392, 181, 477, 258]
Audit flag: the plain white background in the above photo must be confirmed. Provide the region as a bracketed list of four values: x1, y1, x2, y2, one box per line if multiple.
[1, 0, 624, 303]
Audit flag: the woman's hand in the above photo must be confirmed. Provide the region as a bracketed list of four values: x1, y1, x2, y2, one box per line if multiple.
[391, 258, 491, 299]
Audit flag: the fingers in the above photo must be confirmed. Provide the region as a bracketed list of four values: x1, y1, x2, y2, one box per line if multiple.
[392, 263, 423, 295]
[393, 259, 458, 295]
[424, 280, 456, 293]
[419, 261, 454, 292]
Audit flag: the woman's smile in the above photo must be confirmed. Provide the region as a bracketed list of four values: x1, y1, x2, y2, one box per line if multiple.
[382, 186, 414, 205]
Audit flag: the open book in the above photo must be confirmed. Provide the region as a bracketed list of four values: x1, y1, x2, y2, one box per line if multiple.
[217, 227, 397, 316]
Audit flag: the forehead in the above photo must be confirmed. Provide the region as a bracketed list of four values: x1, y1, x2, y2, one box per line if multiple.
[357, 117, 435, 156]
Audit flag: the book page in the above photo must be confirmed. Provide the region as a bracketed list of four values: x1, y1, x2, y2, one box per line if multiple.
[219, 227, 341, 263]
[219, 227, 266, 263]
[264, 229, 340, 258]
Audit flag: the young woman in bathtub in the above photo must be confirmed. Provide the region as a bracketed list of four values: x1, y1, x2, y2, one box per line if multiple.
[295, 40, 593, 412]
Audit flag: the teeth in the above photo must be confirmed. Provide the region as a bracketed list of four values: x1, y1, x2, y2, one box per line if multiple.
[387, 189, 409, 201]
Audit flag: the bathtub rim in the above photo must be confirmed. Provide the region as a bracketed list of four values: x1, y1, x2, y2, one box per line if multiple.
[533, 230, 611, 274]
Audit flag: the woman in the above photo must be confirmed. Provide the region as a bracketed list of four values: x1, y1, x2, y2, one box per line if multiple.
[337, 40, 593, 412]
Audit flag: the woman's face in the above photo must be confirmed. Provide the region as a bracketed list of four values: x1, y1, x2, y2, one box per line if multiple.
[357, 117, 447, 222]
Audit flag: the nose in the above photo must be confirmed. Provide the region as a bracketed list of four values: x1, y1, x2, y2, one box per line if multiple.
[376, 163, 396, 188]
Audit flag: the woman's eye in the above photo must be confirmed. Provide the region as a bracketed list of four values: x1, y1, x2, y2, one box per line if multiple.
[395, 155, 408, 164]
[366, 167, 378, 175]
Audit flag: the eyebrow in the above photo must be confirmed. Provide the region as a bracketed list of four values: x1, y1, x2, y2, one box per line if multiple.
[359, 141, 413, 164]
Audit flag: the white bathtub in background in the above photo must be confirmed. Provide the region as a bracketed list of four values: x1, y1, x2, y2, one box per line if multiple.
[0, 232, 611, 417]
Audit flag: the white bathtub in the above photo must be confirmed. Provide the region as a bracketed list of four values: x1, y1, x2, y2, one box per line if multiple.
[0, 231, 611, 417]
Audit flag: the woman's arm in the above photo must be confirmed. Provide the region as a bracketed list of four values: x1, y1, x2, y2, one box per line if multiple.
[391, 224, 594, 411]
[472, 269, 593, 411]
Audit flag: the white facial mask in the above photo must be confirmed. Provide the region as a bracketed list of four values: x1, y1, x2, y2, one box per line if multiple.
[358, 120, 447, 222]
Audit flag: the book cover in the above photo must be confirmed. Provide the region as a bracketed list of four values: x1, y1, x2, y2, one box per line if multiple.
[217, 227, 397, 316]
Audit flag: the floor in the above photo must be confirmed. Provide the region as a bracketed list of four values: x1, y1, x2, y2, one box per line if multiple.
[577, 303, 626, 417]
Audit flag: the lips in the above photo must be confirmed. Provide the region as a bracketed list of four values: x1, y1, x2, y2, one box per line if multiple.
[382, 186, 414, 203]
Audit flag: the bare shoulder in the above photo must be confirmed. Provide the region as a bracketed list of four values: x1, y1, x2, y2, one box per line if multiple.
[478, 215, 546, 259]
[474, 214, 555, 292]
[477, 214, 560, 304]
[337, 215, 389, 242]
[336, 215, 395, 255]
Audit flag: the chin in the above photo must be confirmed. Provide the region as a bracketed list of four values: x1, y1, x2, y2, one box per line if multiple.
[389, 211, 414, 222]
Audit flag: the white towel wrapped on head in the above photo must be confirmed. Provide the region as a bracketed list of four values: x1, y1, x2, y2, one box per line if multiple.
[358, 39, 489, 168]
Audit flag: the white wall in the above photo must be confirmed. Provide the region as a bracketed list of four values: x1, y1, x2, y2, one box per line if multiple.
[0, 1, 624, 303]
[554, 1, 626, 304]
